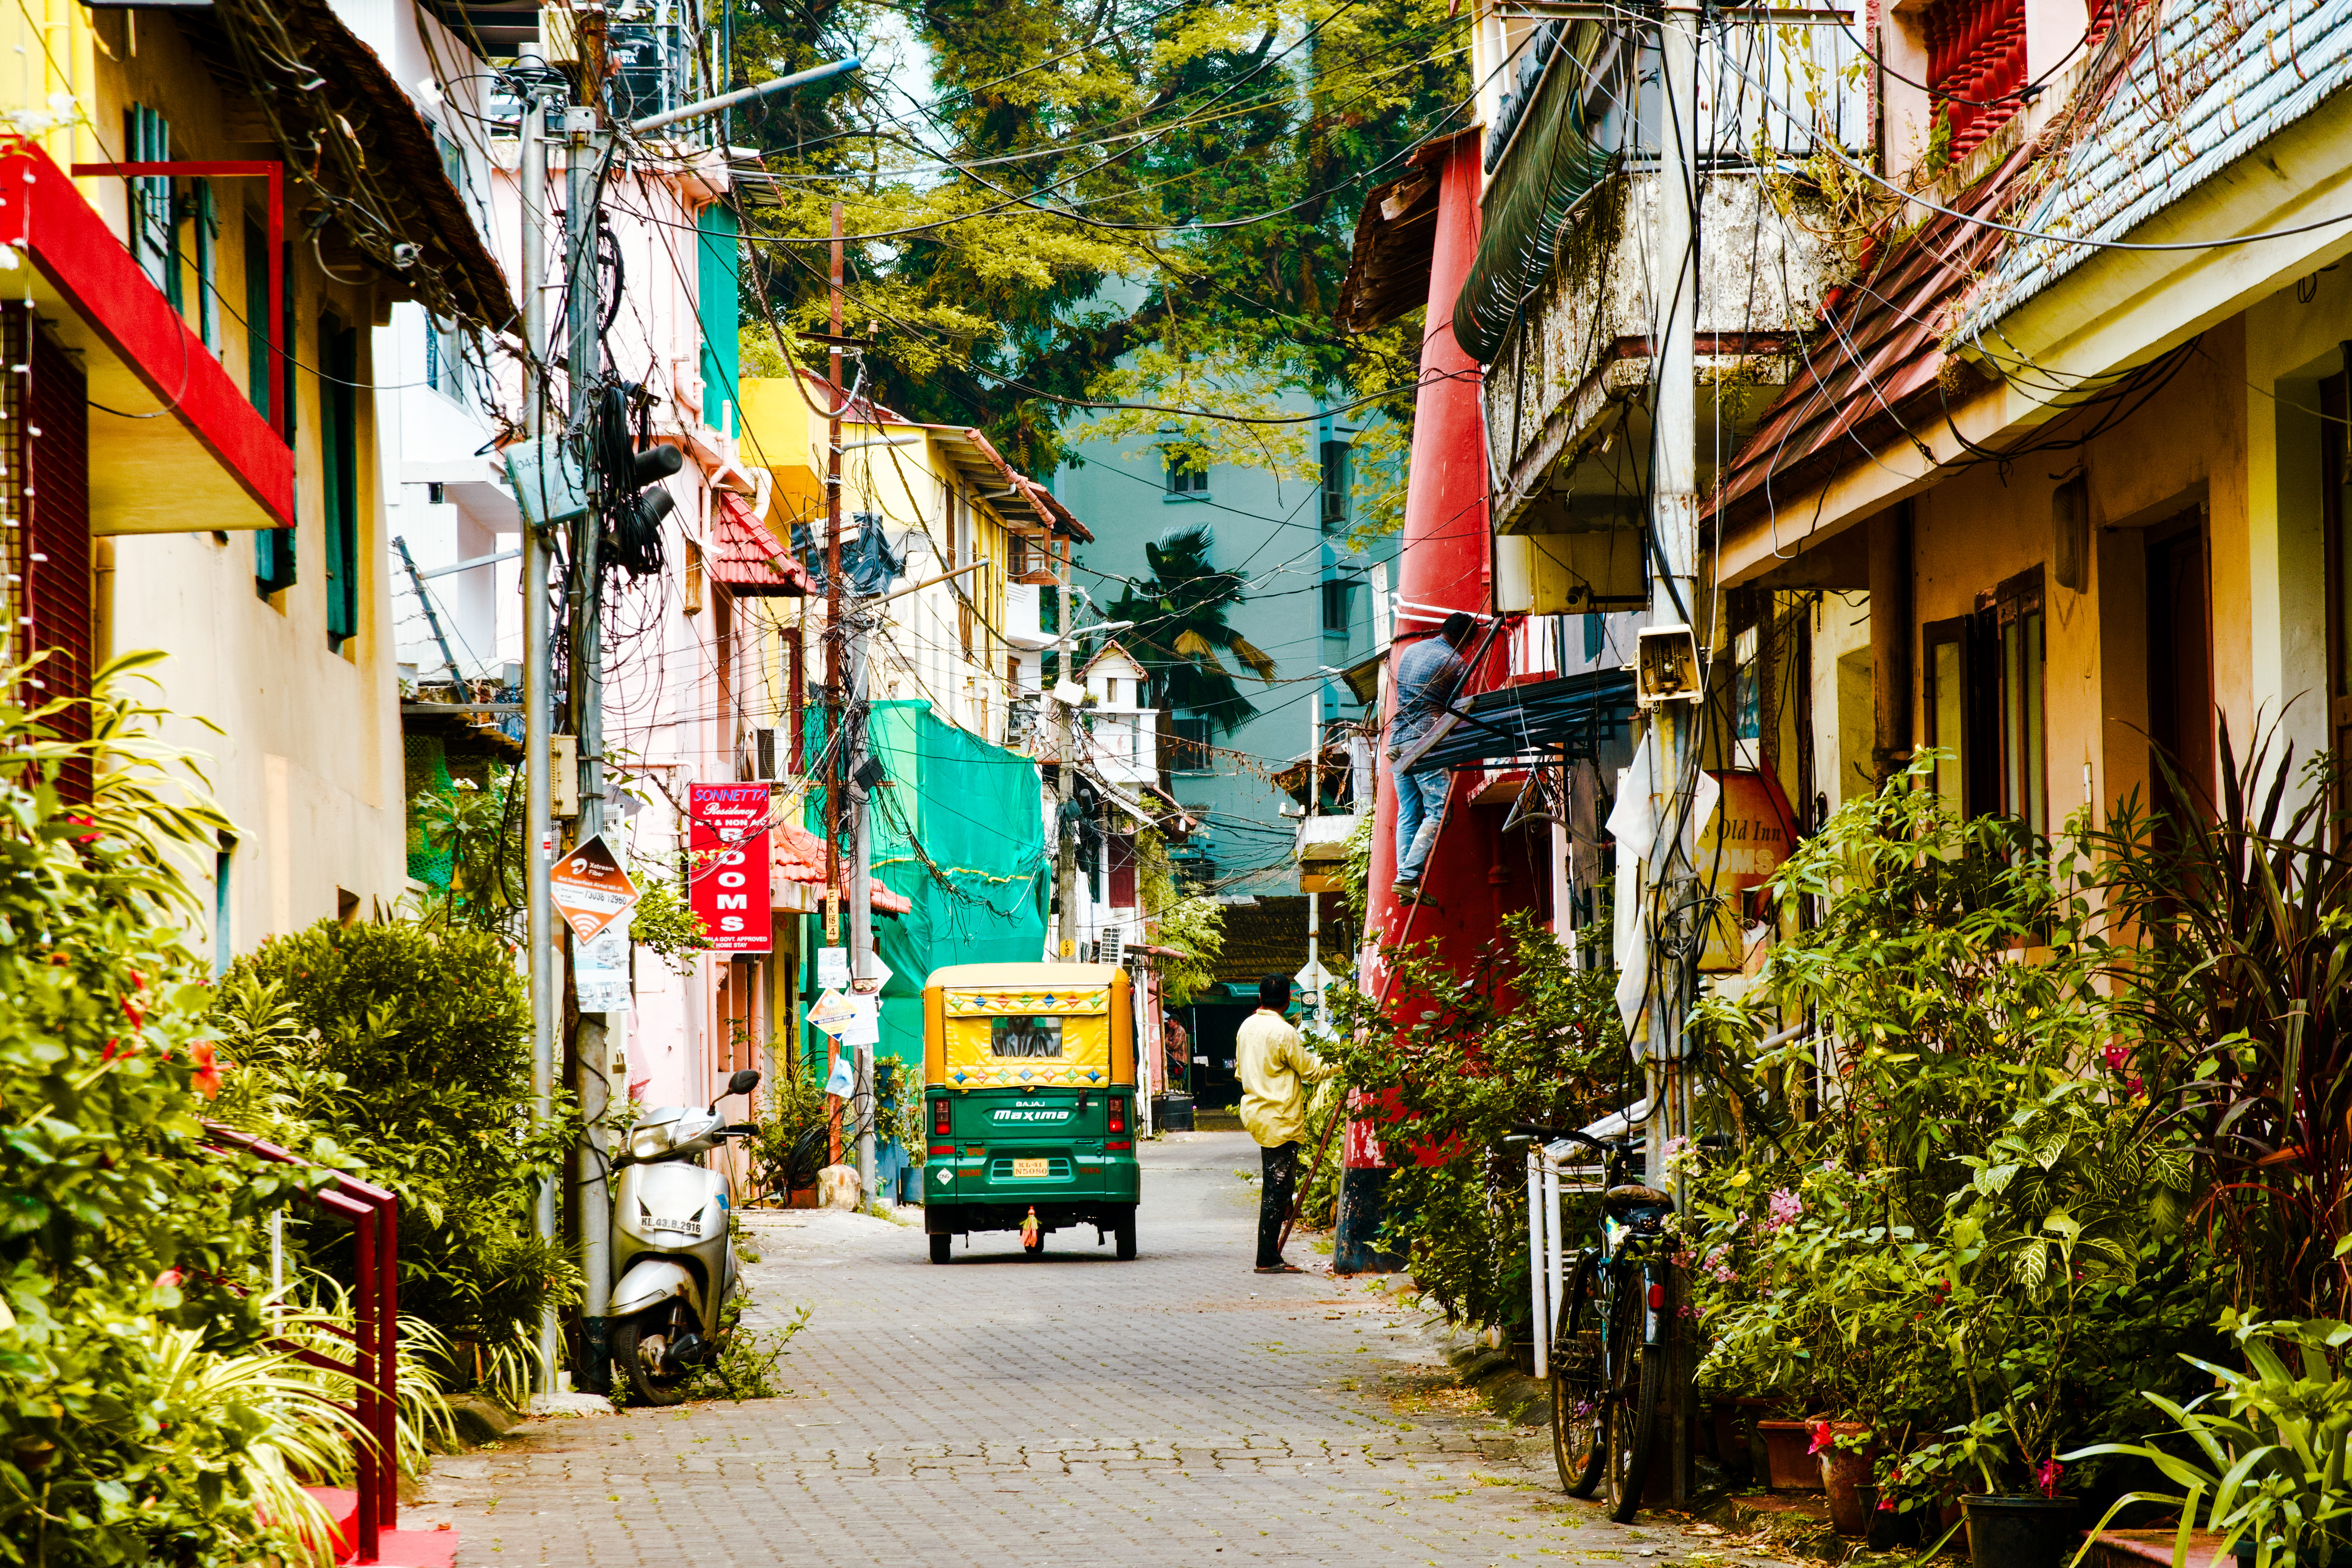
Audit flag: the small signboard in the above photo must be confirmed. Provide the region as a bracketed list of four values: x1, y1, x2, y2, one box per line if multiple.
[573, 922, 632, 1014]
[1293, 957, 1333, 999]
[817, 946, 849, 989]
[548, 832, 639, 944]
[1698, 769, 1800, 971]
[806, 988, 857, 1037]
[689, 782, 773, 954]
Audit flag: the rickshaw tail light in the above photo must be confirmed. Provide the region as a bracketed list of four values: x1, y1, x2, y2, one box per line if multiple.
[1108, 1097, 1126, 1133]
[931, 1098, 951, 1136]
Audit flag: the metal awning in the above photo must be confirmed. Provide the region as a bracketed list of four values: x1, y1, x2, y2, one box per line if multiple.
[1416, 666, 1638, 771]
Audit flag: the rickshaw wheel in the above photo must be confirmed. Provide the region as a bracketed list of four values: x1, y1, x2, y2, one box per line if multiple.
[929, 1232, 952, 1264]
[1113, 1206, 1137, 1261]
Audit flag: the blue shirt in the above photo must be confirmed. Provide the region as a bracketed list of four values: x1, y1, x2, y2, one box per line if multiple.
[1387, 637, 1468, 767]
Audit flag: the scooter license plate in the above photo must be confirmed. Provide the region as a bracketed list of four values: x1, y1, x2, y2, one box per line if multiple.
[1011, 1158, 1049, 1179]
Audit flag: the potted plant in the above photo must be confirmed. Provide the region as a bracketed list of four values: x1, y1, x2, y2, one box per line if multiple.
[2067, 1315, 2352, 1568]
[1814, 1419, 1881, 1535]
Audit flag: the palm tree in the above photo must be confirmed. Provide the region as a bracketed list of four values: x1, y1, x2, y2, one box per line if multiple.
[1106, 522, 1277, 735]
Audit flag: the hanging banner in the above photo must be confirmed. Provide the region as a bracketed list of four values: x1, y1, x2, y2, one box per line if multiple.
[689, 782, 774, 954]
[549, 831, 639, 943]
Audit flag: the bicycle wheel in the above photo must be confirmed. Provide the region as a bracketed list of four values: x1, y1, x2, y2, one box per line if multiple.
[1602, 1269, 1659, 1522]
[1550, 1253, 1606, 1497]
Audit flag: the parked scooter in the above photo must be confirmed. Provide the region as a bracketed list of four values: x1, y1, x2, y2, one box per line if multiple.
[606, 1067, 761, 1405]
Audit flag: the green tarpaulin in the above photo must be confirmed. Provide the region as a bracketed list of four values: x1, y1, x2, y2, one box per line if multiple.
[802, 701, 1050, 1072]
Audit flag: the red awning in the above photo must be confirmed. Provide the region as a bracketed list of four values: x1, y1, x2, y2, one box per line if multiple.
[7, 143, 291, 533]
[772, 819, 912, 914]
[709, 493, 811, 597]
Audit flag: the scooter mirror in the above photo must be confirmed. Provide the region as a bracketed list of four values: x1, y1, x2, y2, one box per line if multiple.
[727, 1068, 762, 1098]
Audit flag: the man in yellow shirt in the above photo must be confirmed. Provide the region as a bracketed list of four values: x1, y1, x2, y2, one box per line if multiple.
[1236, 973, 1335, 1274]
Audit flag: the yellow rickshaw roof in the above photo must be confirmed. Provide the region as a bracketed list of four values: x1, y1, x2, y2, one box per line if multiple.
[928, 962, 1126, 990]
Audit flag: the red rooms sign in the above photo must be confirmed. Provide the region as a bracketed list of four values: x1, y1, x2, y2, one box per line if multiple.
[688, 782, 773, 954]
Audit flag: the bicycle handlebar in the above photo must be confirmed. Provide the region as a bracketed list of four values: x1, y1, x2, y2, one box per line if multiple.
[1500, 1124, 1738, 1154]
[1504, 1122, 1623, 1154]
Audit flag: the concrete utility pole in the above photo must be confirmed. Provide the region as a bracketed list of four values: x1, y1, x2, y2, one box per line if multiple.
[1304, 695, 1324, 1028]
[1644, 3, 1703, 1502]
[848, 632, 875, 1204]
[518, 71, 561, 1404]
[564, 101, 616, 1399]
[822, 202, 845, 942]
[1054, 694, 1078, 962]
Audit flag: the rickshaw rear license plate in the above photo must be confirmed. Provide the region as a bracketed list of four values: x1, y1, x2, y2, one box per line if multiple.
[1012, 1158, 1049, 1179]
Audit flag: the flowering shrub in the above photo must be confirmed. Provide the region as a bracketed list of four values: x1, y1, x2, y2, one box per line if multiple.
[1687, 760, 2223, 1507]
[0, 655, 334, 1566]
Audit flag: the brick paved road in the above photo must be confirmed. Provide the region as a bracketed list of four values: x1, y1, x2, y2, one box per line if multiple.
[425, 1131, 1754, 1567]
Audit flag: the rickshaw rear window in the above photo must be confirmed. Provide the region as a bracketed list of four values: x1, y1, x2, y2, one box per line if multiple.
[990, 1017, 1063, 1058]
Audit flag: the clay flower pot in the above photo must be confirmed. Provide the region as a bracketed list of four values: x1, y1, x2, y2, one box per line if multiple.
[1709, 1400, 1753, 1482]
[1755, 1420, 1822, 1491]
[1813, 1422, 1877, 1536]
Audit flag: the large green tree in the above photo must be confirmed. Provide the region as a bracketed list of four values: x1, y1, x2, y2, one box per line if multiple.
[725, 0, 1467, 483]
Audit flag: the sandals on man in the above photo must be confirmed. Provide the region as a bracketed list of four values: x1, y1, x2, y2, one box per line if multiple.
[1253, 1263, 1305, 1274]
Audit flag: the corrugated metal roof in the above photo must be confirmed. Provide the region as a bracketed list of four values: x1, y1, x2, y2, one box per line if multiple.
[1964, 0, 2352, 332]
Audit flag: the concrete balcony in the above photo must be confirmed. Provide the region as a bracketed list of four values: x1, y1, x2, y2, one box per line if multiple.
[1480, 167, 1838, 611]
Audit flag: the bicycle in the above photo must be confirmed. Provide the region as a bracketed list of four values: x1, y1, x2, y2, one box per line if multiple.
[1507, 1123, 1681, 1523]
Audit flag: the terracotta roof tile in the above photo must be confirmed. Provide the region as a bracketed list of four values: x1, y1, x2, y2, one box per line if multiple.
[708, 493, 812, 597]
[772, 819, 913, 914]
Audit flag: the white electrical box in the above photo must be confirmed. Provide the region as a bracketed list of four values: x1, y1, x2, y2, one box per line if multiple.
[551, 735, 579, 819]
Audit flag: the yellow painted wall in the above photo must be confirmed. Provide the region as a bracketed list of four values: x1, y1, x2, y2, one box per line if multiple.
[738, 375, 1022, 744]
[1890, 327, 2249, 833]
[0, 6, 411, 949]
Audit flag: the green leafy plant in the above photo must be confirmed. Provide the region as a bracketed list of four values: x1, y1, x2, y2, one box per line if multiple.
[876, 1057, 925, 1166]
[1136, 827, 1223, 1005]
[2089, 722, 2352, 1321]
[681, 1291, 811, 1404]
[214, 920, 582, 1393]
[745, 1067, 835, 1203]
[628, 872, 712, 975]
[408, 766, 524, 936]
[1688, 757, 2217, 1505]
[0, 651, 371, 1568]
[1320, 911, 1629, 1327]
[2070, 1315, 2352, 1568]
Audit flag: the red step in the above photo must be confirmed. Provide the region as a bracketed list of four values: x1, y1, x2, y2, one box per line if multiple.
[2082, 1529, 2233, 1568]
[295, 1487, 459, 1567]
[299, 1487, 358, 1561]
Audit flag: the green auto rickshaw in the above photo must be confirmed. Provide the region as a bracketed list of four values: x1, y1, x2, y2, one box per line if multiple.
[921, 962, 1140, 1262]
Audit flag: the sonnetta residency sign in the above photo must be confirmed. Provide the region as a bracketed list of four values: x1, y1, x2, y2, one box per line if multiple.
[688, 782, 773, 954]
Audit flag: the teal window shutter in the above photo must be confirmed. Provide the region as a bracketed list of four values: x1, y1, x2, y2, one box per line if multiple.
[253, 245, 295, 599]
[243, 217, 271, 423]
[696, 202, 740, 432]
[193, 179, 217, 349]
[255, 518, 296, 599]
[321, 315, 358, 647]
